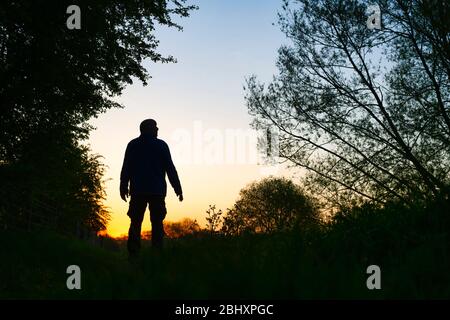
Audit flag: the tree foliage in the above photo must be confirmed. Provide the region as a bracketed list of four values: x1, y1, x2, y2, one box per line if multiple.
[0, 0, 196, 161]
[142, 218, 200, 239]
[0, 129, 109, 232]
[0, 0, 196, 233]
[205, 204, 223, 235]
[245, 0, 450, 207]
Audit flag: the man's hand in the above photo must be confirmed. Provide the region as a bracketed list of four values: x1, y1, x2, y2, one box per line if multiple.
[120, 187, 129, 202]
[178, 194, 183, 202]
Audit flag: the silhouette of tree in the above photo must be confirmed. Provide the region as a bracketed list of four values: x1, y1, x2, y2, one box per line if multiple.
[0, 1, 196, 233]
[163, 218, 200, 238]
[245, 0, 449, 207]
[205, 204, 223, 235]
[222, 177, 318, 235]
[0, 0, 196, 161]
[0, 127, 109, 233]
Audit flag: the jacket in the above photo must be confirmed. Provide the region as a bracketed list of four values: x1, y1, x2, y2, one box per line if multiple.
[120, 133, 182, 197]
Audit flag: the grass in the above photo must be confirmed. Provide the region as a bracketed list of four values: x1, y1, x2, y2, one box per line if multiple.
[1, 199, 450, 299]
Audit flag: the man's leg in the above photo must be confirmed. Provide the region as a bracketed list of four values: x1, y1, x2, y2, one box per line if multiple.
[127, 195, 147, 257]
[149, 195, 167, 248]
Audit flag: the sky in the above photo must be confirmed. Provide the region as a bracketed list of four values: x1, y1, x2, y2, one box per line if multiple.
[88, 0, 295, 237]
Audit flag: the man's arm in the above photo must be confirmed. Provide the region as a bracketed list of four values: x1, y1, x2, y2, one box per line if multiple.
[120, 143, 131, 202]
[164, 143, 183, 201]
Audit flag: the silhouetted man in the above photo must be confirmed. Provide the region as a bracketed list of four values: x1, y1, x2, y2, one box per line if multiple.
[120, 119, 183, 257]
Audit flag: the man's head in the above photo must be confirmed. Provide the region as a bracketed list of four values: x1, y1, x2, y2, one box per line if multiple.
[140, 119, 158, 137]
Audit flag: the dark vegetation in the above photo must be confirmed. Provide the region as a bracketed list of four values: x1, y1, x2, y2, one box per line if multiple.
[1, 177, 450, 299]
[0, 0, 197, 235]
[1, 0, 450, 299]
[1, 196, 449, 299]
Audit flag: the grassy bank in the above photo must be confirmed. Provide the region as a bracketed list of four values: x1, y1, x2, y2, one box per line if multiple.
[1, 200, 449, 299]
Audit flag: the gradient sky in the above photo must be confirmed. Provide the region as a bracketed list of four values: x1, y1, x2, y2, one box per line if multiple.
[88, 0, 296, 237]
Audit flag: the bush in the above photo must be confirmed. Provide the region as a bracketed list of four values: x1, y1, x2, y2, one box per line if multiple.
[221, 177, 319, 235]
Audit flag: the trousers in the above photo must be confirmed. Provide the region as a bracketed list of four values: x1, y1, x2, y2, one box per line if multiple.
[127, 194, 167, 254]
